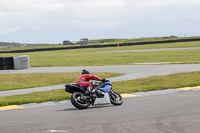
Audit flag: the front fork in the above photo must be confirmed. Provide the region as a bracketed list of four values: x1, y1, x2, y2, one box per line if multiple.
[109, 89, 117, 99]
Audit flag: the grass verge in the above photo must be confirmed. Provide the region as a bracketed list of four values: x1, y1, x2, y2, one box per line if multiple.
[0, 71, 200, 106]
[112, 71, 200, 93]
[1, 41, 200, 67]
[0, 72, 122, 91]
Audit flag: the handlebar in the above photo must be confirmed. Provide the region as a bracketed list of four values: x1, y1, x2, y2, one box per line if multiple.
[91, 80, 110, 85]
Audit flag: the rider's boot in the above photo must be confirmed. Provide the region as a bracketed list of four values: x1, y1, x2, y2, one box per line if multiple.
[85, 86, 93, 95]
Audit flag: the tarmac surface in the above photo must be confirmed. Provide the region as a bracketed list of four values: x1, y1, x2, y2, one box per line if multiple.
[1, 64, 200, 97]
[1, 89, 200, 133]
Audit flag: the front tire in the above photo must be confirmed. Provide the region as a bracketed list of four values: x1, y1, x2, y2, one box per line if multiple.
[70, 92, 90, 109]
[109, 90, 123, 106]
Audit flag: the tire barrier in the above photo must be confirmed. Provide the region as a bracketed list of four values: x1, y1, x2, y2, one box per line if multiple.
[0, 38, 200, 53]
[0, 57, 14, 70]
[0, 55, 30, 70]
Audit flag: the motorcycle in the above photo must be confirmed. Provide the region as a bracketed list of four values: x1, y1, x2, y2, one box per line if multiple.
[65, 80, 123, 109]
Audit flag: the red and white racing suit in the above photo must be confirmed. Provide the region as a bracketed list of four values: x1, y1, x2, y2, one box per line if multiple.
[76, 74, 102, 89]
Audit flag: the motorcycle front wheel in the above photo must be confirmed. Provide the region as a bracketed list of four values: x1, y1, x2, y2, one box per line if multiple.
[70, 92, 90, 109]
[109, 90, 123, 106]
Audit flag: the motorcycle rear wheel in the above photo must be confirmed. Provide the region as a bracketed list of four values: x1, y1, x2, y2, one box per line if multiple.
[70, 92, 90, 109]
[109, 90, 123, 105]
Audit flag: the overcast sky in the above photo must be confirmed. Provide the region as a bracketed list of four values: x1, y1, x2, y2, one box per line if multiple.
[0, 0, 200, 44]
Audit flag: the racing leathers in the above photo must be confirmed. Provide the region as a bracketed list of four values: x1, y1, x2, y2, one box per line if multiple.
[76, 74, 102, 93]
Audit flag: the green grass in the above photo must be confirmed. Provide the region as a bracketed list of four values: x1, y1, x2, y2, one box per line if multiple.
[0, 71, 200, 106]
[0, 72, 122, 91]
[0, 41, 200, 67]
[112, 71, 200, 93]
[1, 40, 200, 106]
[0, 89, 70, 106]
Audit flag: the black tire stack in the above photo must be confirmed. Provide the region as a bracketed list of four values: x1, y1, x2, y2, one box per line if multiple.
[0, 57, 3, 70]
[0, 57, 14, 70]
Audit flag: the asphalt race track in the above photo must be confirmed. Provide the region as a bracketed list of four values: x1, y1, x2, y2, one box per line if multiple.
[1, 64, 200, 133]
[0, 90, 200, 133]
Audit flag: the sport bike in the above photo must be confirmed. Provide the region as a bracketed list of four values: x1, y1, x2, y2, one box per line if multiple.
[65, 80, 123, 109]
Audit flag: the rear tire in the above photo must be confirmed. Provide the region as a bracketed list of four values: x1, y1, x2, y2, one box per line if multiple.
[109, 91, 123, 106]
[70, 92, 90, 109]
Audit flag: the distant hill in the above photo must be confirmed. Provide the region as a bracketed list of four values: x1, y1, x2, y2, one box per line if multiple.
[0, 42, 58, 49]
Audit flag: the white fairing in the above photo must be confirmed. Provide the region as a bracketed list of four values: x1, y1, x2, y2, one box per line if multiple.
[93, 92, 110, 105]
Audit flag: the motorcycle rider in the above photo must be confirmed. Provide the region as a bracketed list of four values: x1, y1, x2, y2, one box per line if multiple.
[76, 69, 106, 94]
